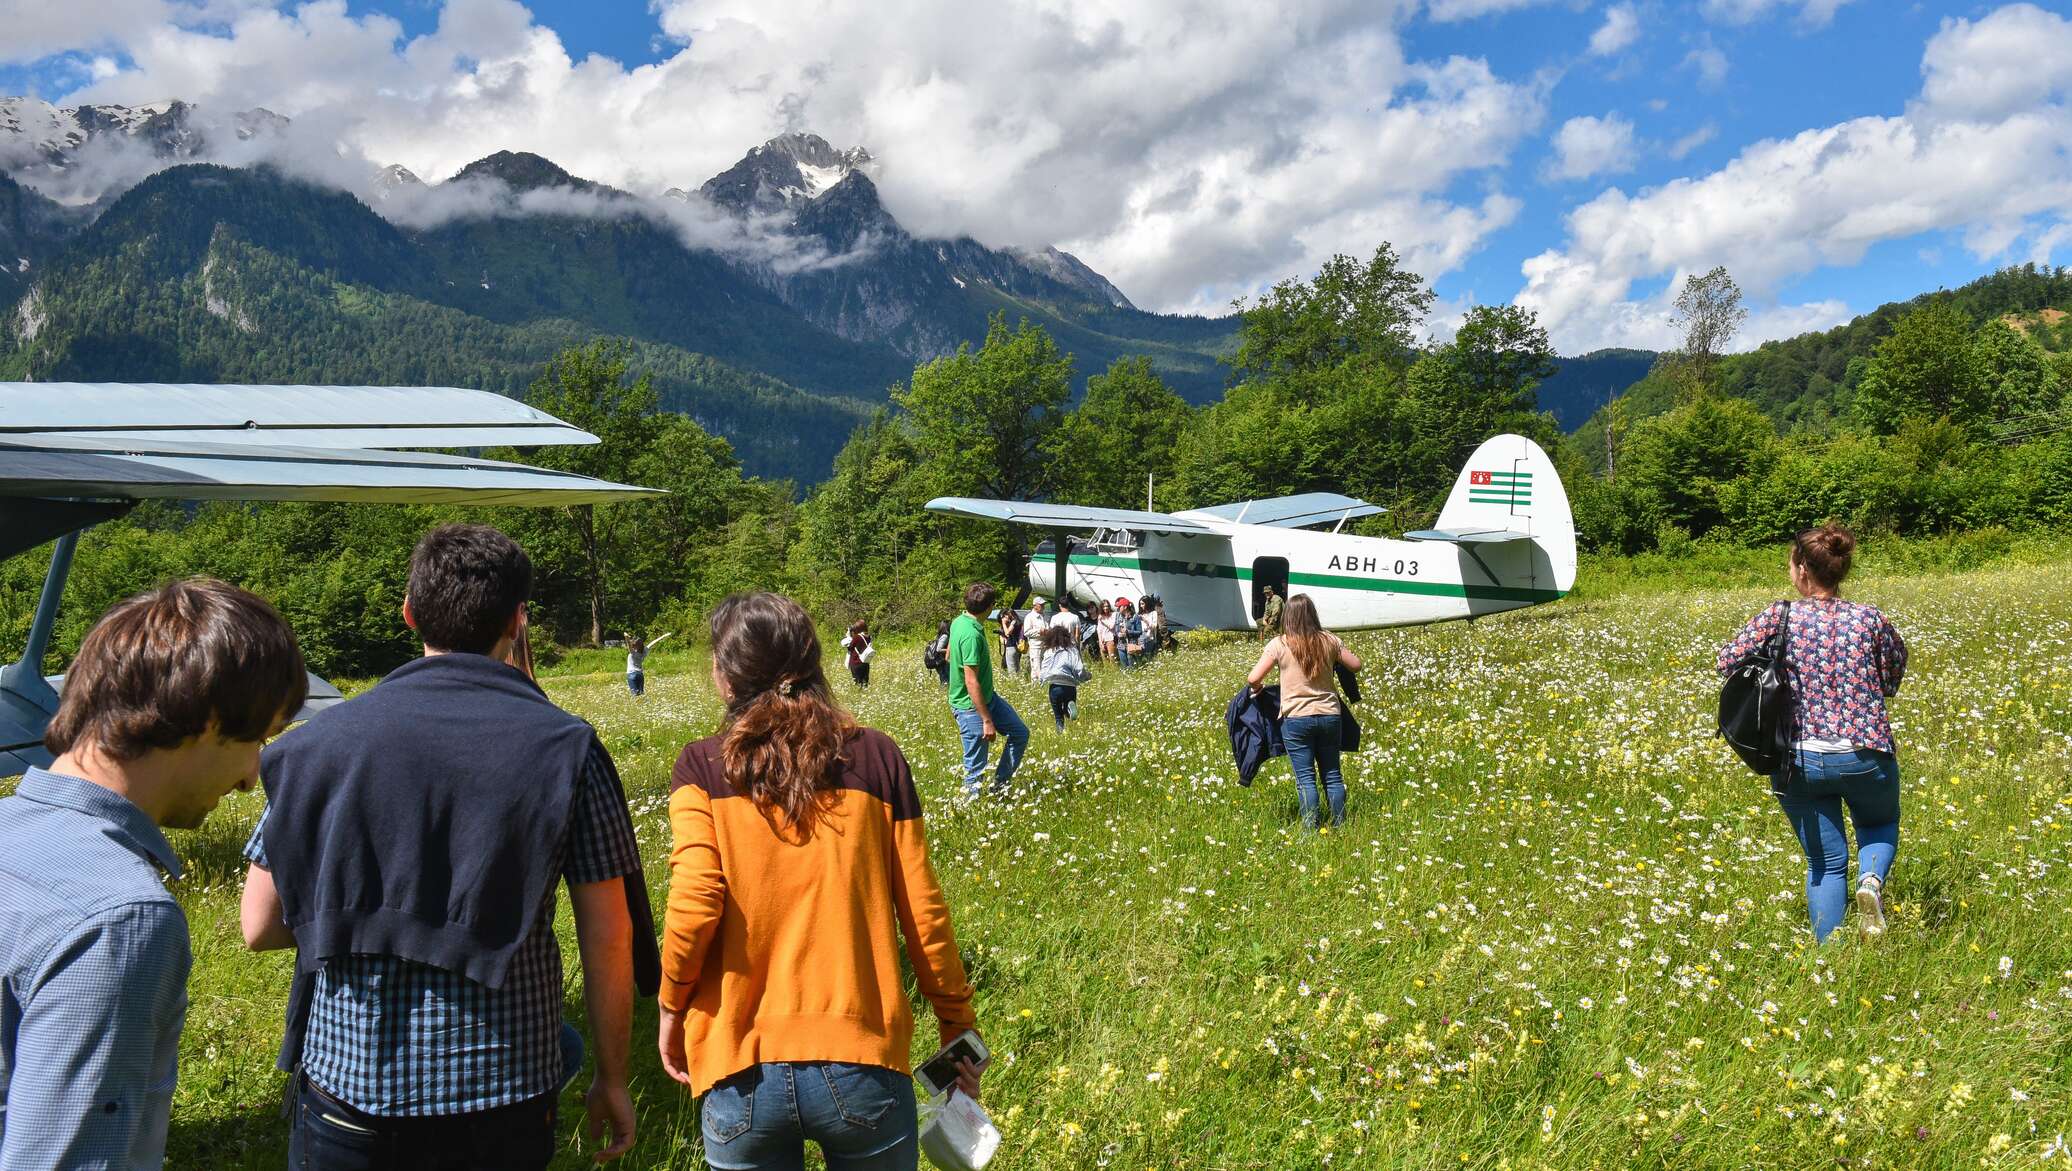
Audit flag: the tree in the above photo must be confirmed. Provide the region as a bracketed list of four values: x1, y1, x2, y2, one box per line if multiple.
[1853, 302, 1986, 434]
[894, 314, 1073, 581]
[1621, 393, 1779, 536]
[1227, 243, 1434, 386]
[1044, 357, 1193, 510]
[1969, 318, 2062, 426]
[1402, 304, 1558, 497]
[1654, 266, 1747, 400]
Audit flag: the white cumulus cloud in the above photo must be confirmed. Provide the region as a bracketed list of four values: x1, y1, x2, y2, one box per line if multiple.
[1589, 4, 1640, 56]
[1702, 0, 1855, 29]
[32, 0, 1546, 314]
[1545, 113, 1636, 181]
[1515, 3, 2072, 353]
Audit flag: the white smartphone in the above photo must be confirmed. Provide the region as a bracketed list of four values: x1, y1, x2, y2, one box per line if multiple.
[915, 1029, 990, 1098]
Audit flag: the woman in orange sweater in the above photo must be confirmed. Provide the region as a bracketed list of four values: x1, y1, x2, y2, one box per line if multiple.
[658, 592, 983, 1171]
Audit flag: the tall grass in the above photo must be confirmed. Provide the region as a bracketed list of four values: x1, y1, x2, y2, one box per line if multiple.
[26, 552, 2071, 1168]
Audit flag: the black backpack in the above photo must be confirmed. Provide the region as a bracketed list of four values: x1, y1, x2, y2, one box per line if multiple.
[1718, 602, 1794, 775]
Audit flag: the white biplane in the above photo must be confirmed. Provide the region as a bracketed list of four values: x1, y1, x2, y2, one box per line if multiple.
[927, 433, 1575, 632]
[0, 382, 660, 776]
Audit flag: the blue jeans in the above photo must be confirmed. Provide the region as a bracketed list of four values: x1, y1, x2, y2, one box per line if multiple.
[1773, 748, 1901, 942]
[952, 694, 1028, 797]
[289, 1077, 557, 1171]
[1283, 714, 1345, 830]
[701, 1062, 917, 1171]
[626, 670, 644, 696]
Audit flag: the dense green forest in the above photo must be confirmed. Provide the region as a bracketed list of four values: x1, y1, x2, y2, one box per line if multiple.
[10, 241, 2072, 677]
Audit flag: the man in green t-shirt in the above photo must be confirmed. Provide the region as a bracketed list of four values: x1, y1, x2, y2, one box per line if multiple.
[948, 581, 1029, 799]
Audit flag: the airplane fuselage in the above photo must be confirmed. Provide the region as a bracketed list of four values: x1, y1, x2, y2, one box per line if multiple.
[1030, 518, 1569, 632]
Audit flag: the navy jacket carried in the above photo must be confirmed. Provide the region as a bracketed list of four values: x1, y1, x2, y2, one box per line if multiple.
[1226, 684, 1287, 786]
[259, 653, 659, 1069]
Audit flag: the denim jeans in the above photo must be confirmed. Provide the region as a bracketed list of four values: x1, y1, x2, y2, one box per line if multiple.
[289, 1077, 557, 1171]
[700, 1062, 918, 1171]
[1773, 748, 1901, 942]
[952, 694, 1028, 797]
[1047, 683, 1078, 730]
[1283, 714, 1345, 830]
[626, 670, 644, 696]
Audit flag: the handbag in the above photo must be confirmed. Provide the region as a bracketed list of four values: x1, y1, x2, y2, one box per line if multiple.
[1718, 602, 1793, 775]
[919, 1091, 1000, 1170]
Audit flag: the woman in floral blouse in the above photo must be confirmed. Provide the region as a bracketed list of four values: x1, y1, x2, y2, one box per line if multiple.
[1719, 524, 1908, 942]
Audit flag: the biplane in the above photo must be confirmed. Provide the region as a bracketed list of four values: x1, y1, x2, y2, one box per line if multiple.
[927, 433, 1575, 632]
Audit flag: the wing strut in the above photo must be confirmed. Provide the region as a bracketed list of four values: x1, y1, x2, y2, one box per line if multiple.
[0, 531, 81, 763]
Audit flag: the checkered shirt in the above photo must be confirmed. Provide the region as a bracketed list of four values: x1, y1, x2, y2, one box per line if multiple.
[245, 739, 637, 1116]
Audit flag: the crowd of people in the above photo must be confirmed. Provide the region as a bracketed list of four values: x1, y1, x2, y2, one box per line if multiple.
[0, 520, 1910, 1170]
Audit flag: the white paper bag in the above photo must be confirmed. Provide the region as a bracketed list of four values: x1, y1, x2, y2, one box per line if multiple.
[918, 1091, 1000, 1171]
[859, 643, 877, 663]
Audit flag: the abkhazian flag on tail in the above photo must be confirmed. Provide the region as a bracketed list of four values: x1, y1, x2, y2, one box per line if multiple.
[1468, 469, 1532, 507]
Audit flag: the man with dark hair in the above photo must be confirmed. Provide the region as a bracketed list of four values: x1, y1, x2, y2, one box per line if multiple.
[0, 579, 306, 1170]
[947, 581, 1028, 801]
[238, 523, 658, 1170]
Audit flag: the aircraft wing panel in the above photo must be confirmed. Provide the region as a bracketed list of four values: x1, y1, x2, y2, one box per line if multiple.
[0, 382, 599, 449]
[925, 497, 1214, 535]
[1402, 527, 1533, 544]
[0, 435, 660, 506]
[1185, 492, 1386, 529]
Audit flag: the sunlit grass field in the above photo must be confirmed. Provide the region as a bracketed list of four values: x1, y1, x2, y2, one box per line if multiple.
[95, 556, 2072, 1167]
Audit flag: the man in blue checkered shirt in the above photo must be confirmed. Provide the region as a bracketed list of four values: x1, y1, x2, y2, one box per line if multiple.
[239, 525, 650, 1169]
[1, 579, 308, 1171]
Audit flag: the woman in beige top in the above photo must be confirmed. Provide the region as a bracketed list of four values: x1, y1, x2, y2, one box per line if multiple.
[1246, 594, 1363, 830]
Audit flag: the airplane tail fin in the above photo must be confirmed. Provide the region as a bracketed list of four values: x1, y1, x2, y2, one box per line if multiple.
[1435, 434, 1577, 597]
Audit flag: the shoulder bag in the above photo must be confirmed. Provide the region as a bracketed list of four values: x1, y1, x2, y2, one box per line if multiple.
[1718, 602, 1793, 776]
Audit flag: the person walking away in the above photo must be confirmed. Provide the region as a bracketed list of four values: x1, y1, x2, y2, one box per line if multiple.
[1036, 625, 1088, 733]
[0, 580, 306, 1171]
[239, 524, 657, 1169]
[840, 619, 874, 689]
[1247, 594, 1363, 831]
[1096, 601, 1117, 664]
[1260, 585, 1284, 642]
[998, 606, 1024, 680]
[950, 583, 1030, 800]
[659, 592, 983, 1171]
[1718, 524, 1908, 942]
[924, 621, 952, 687]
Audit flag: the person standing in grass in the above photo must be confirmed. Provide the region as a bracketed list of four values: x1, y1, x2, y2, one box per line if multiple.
[240, 524, 655, 1169]
[1719, 524, 1909, 942]
[924, 620, 952, 687]
[839, 619, 874, 689]
[1116, 598, 1145, 669]
[998, 605, 1025, 680]
[1036, 623, 1088, 733]
[625, 631, 671, 697]
[952, 582, 1029, 800]
[1095, 600, 1117, 664]
[1247, 593, 1363, 831]
[0, 580, 306, 1171]
[657, 592, 983, 1170]
[1260, 584, 1284, 642]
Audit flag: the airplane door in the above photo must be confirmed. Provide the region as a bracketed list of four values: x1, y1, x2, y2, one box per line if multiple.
[1251, 556, 1289, 620]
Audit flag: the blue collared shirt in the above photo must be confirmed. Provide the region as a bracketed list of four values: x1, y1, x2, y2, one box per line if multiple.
[0, 768, 189, 1171]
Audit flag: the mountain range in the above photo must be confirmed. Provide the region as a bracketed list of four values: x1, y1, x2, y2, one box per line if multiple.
[0, 99, 1245, 482]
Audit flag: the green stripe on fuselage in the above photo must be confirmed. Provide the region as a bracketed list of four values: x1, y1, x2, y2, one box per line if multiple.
[1030, 553, 1563, 603]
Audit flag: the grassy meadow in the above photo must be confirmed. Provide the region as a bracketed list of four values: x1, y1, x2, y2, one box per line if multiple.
[34, 553, 2072, 1169]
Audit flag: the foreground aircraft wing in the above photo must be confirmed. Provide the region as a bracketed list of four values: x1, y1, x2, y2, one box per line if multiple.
[1402, 527, 1534, 544]
[0, 434, 659, 506]
[1, 382, 599, 449]
[925, 497, 1214, 536]
[1184, 492, 1385, 529]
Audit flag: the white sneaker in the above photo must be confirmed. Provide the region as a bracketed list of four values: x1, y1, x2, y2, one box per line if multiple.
[1066, 700, 1079, 719]
[1855, 874, 1887, 936]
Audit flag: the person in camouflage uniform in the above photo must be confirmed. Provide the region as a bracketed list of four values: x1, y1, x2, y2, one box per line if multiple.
[1260, 584, 1284, 641]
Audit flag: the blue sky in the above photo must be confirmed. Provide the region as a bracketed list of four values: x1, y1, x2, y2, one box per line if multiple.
[4, 1, 2069, 352]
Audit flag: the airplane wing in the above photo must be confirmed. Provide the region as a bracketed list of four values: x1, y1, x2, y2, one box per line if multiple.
[1184, 492, 1385, 529]
[1402, 527, 1533, 543]
[0, 434, 661, 507]
[925, 497, 1215, 536]
[2, 382, 600, 449]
